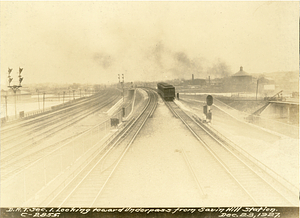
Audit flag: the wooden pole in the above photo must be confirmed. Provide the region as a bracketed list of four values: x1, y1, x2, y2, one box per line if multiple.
[43, 93, 45, 112]
[256, 79, 259, 101]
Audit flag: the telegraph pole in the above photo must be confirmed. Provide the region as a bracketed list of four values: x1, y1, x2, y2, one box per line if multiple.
[43, 93, 45, 112]
[7, 67, 24, 118]
[256, 79, 259, 101]
[63, 91, 65, 104]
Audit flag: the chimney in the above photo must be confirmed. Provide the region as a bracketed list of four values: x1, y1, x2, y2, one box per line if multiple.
[240, 66, 243, 71]
[192, 74, 194, 81]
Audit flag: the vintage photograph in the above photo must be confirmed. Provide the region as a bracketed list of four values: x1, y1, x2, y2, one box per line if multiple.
[0, 1, 299, 216]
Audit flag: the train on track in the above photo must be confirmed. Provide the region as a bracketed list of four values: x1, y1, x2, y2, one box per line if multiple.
[157, 82, 175, 101]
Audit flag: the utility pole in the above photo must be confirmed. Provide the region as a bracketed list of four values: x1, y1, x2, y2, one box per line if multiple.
[43, 93, 45, 112]
[63, 91, 65, 104]
[256, 79, 259, 101]
[7, 67, 24, 118]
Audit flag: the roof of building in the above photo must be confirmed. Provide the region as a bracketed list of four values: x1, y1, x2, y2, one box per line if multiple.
[232, 66, 252, 77]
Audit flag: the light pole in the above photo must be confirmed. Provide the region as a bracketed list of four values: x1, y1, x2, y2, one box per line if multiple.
[7, 67, 24, 118]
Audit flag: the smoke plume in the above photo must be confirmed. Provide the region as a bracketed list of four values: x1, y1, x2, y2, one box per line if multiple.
[93, 52, 113, 69]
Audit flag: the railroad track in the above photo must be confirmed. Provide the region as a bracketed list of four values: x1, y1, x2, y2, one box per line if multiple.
[1, 130, 85, 181]
[180, 148, 207, 199]
[43, 88, 158, 207]
[164, 100, 298, 206]
[1, 91, 111, 144]
[1, 94, 121, 180]
[1, 93, 119, 157]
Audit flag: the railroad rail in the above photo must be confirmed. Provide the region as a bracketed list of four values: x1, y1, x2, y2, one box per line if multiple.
[41, 88, 158, 207]
[1, 91, 111, 142]
[1, 90, 108, 132]
[164, 100, 298, 206]
[181, 148, 207, 199]
[1, 92, 121, 180]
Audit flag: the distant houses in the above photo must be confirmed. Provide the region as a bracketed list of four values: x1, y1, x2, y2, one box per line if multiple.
[174, 66, 296, 96]
[1, 88, 32, 102]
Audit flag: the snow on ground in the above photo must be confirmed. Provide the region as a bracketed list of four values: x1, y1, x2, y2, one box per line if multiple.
[5, 90, 297, 207]
[1, 101, 63, 117]
[130, 88, 149, 118]
[96, 97, 263, 207]
[99, 98, 204, 207]
[178, 96, 299, 188]
[174, 99, 192, 112]
[1, 93, 94, 118]
[1, 89, 135, 207]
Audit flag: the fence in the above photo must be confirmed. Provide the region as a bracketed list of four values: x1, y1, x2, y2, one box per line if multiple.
[1, 119, 112, 207]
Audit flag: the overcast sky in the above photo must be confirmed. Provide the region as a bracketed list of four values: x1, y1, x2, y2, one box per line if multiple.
[1, 1, 299, 85]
